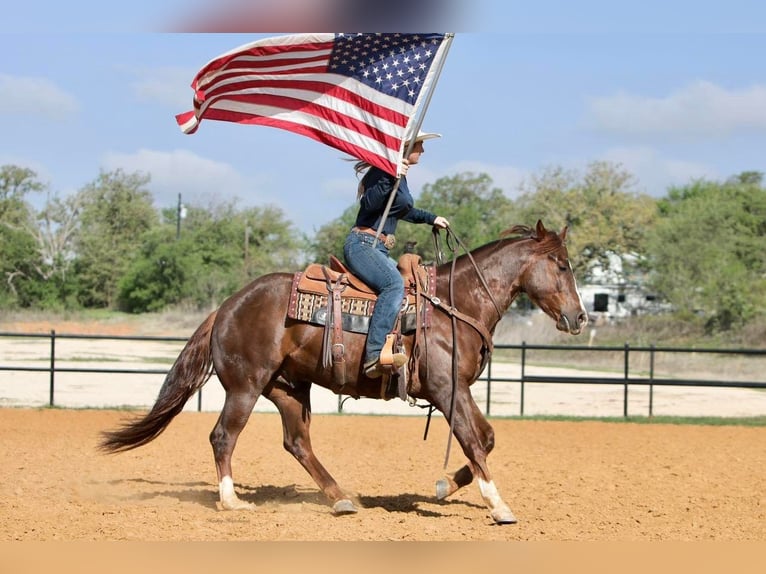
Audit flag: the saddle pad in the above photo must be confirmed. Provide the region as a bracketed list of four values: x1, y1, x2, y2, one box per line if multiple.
[286, 263, 435, 334]
[289, 290, 375, 324]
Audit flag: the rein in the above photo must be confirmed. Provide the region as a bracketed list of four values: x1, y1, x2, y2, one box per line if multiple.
[423, 227, 503, 469]
[432, 228, 504, 319]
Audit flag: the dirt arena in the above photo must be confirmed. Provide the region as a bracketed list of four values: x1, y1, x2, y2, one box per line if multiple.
[1, 407, 764, 542]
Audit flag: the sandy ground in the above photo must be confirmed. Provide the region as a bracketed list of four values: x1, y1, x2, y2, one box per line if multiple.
[2, 318, 765, 552]
[0, 408, 764, 542]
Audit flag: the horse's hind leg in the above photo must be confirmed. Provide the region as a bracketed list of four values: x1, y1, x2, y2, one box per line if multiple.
[210, 386, 260, 510]
[264, 379, 358, 515]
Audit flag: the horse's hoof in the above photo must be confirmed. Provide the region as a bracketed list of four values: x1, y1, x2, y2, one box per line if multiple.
[491, 506, 518, 525]
[220, 499, 255, 511]
[332, 499, 358, 515]
[435, 478, 451, 500]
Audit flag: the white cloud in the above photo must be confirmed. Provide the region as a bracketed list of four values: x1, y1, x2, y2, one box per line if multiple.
[599, 146, 718, 195]
[586, 81, 766, 136]
[131, 67, 196, 109]
[101, 148, 266, 207]
[0, 74, 78, 119]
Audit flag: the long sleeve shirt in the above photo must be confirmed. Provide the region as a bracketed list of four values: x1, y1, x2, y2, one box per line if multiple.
[352, 167, 436, 236]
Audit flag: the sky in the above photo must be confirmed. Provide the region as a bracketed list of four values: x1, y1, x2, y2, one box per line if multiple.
[1, 1, 765, 236]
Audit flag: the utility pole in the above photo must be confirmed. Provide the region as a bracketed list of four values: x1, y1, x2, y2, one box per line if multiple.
[176, 193, 186, 240]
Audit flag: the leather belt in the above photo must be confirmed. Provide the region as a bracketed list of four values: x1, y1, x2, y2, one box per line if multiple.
[352, 226, 396, 249]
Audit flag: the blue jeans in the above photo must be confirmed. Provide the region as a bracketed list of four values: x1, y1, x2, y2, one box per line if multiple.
[343, 230, 405, 363]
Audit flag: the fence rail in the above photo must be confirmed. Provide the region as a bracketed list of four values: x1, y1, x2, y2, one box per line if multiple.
[1, 330, 765, 417]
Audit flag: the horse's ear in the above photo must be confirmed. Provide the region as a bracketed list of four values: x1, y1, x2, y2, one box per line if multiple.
[535, 219, 546, 239]
[560, 225, 568, 243]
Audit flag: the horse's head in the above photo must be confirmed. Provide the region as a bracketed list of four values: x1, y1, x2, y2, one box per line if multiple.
[506, 220, 588, 335]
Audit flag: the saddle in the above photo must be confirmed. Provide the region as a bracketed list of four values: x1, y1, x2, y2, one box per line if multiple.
[287, 253, 436, 396]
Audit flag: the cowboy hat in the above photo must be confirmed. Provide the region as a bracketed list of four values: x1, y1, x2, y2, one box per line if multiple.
[409, 130, 441, 143]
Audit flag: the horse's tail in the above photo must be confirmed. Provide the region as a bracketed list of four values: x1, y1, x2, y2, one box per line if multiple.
[99, 310, 218, 454]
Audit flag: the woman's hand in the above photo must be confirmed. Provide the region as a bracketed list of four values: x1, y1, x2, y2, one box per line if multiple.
[433, 216, 450, 229]
[399, 159, 410, 176]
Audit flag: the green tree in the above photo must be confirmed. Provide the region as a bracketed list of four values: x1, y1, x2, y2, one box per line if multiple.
[407, 172, 517, 260]
[648, 173, 766, 330]
[119, 200, 304, 312]
[308, 204, 357, 263]
[515, 161, 658, 281]
[0, 165, 46, 307]
[23, 191, 83, 309]
[308, 171, 517, 264]
[73, 170, 158, 308]
[117, 227, 187, 312]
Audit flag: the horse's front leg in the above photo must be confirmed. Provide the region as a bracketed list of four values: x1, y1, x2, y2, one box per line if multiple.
[434, 388, 517, 524]
[435, 464, 473, 499]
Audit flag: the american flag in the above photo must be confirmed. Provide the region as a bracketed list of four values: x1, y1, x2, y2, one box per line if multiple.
[175, 33, 452, 176]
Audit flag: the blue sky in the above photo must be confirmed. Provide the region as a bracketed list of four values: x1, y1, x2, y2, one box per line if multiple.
[1, 1, 765, 235]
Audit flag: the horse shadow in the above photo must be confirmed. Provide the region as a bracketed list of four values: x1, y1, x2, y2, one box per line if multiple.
[355, 493, 485, 518]
[106, 477, 484, 517]
[108, 477, 218, 508]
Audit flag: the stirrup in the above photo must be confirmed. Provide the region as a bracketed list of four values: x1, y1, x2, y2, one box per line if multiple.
[380, 334, 407, 367]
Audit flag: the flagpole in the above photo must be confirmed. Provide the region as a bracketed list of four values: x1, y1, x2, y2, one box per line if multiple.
[373, 33, 455, 247]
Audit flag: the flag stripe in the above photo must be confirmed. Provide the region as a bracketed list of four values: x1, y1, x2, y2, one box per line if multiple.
[197, 77, 411, 136]
[177, 33, 451, 176]
[199, 91, 403, 152]
[197, 106, 399, 174]
[199, 95, 401, 161]
[197, 35, 335, 76]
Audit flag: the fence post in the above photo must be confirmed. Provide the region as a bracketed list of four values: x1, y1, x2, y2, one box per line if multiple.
[649, 344, 655, 417]
[197, 389, 202, 412]
[49, 329, 56, 407]
[623, 342, 630, 417]
[520, 341, 526, 417]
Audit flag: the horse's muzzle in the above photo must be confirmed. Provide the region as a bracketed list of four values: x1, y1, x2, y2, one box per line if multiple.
[557, 311, 588, 335]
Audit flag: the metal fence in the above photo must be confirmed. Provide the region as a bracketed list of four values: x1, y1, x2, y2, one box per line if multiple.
[1, 330, 765, 417]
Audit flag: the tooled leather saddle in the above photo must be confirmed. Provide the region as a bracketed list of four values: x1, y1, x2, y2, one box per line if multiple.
[286, 253, 436, 394]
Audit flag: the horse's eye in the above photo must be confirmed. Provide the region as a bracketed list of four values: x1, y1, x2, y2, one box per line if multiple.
[549, 253, 569, 272]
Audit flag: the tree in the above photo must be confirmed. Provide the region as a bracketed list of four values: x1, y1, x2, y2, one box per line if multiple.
[309, 171, 517, 264]
[407, 172, 517, 260]
[117, 227, 188, 312]
[73, 170, 158, 308]
[307, 204, 357, 264]
[0, 165, 46, 307]
[647, 173, 766, 330]
[0, 165, 44, 218]
[515, 161, 658, 281]
[119, 200, 304, 312]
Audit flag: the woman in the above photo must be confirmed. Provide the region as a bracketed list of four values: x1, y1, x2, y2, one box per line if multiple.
[343, 131, 450, 378]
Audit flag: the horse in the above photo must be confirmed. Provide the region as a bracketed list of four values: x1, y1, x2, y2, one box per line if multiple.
[100, 220, 587, 524]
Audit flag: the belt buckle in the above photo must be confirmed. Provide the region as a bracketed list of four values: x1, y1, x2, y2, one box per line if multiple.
[384, 234, 396, 250]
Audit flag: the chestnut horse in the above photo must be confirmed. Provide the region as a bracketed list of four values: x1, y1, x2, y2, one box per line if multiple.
[100, 220, 587, 524]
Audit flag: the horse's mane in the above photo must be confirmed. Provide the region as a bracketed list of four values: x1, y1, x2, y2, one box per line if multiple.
[498, 224, 564, 255]
[499, 224, 536, 240]
[437, 223, 565, 271]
